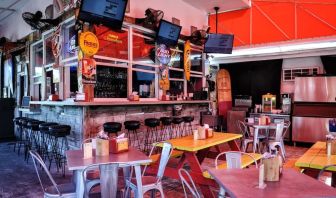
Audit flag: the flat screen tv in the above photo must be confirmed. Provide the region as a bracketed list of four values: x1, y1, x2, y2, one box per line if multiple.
[156, 20, 182, 47]
[204, 34, 234, 54]
[78, 0, 128, 30]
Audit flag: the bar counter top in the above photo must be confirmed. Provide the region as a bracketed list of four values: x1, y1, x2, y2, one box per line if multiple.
[30, 100, 211, 106]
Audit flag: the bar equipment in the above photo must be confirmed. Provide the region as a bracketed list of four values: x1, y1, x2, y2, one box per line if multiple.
[262, 93, 276, 113]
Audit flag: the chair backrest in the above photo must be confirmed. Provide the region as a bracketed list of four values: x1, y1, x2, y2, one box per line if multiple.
[274, 123, 285, 142]
[215, 151, 258, 169]
[237, 120, 249, 138]
[82, 164, 100, 198]
[282, 121, 291, 138]
[29, 150, 61, 196]
[143, 141, 173, 180]
[318, 164, 336, 182]
[178, 168, 201, 198]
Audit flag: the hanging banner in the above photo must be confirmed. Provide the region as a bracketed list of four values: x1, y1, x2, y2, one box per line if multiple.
[159, 68, 170, 90]
[81, 58, 97, 84]
[156, 44, 171, 65]
[79, 32, 99, 57]
[184, 40, 191, 81]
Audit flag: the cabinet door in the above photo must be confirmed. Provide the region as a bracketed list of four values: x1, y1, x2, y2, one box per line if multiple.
[292, 116, 330, 143]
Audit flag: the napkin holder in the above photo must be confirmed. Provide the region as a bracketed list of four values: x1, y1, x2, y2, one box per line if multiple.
[197, 126, 207, 140]
[260, 116, 271, 125]
[326, 139, 336, 155]
[263, 155, 282, 182]
[96, 138, 109, 156]
[110, 137, 129, 154]
[83, 142, 93, 159]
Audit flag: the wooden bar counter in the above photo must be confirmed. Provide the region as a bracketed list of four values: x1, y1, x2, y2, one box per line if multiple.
[23, 100, 210, 149]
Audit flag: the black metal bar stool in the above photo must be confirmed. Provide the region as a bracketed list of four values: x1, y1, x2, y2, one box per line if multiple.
[143, 118, 160, 154]
[160, 117, 173, 140]
[48, 125, 71, 176]
[172, 117, 184, 138]
[20, 118, 36, 161]
[124, 121, 141, 149]
[27, 120, 45, 156]
[13, 117, 28, 154]
[39, 122, 58, 161]
[103, 122, 122, 138]
[182, 116, 194, 136]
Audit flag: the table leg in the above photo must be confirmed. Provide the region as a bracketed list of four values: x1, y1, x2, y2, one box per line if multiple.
[73, 170, 84, 198]
[134, 165, 144, 198]
[227, 140, 240, 151]
[123, 166, 131, 198]
[196, 147, 210, 163]
[99, 163, 119, 198]
[184, 152, 215, 198]
[332, 172, 336, 187]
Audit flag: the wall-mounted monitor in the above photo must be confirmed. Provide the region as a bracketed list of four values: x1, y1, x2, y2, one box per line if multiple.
[156, 20, 182, 47]
[204, 34, 234, 54]
[78, 0, 128, 30]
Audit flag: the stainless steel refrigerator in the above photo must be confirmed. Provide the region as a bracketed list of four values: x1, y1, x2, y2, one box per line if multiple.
[292, 76, 336, 143]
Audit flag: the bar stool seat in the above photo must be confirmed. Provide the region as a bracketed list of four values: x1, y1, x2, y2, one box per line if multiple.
[124, 121, 141, 130]
[145, 118, 160, 128]
[39, 122, 59, 133]
[103, 122, 122, 137]
[160, 117, 173, 126]
[49, 125, 71, 137]
[182, 116, 194, 123]
[27, 120, 45, 131]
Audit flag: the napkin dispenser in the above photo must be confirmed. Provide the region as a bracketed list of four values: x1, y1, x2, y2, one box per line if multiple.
[195, 125, 213, 140]
[110, 134, 129, 154]
[326, 134, 336, 155]
[96, 138, 109, 156]
[262, 151, 283, 182]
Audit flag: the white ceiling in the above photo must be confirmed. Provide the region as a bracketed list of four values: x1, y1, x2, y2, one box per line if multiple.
[182, 0, 251, 14]
[0, 0, 28, 24]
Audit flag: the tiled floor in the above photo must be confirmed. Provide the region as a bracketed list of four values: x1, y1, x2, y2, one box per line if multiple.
[0, 141, 331, 198]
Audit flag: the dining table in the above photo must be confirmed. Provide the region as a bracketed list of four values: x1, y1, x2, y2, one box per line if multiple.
[65, 147, 151, 198]
[295, 141, 336, 187]
[145, 132, 242, 198]
[208, 168, 336, 198]
[245, 122, 287, 153]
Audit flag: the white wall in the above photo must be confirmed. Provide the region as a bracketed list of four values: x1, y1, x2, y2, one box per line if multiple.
[0, 0, 207, 41]
[127, 0, 208, 35]
[281, 56, 324, 93]
[0, 0, 53, 41]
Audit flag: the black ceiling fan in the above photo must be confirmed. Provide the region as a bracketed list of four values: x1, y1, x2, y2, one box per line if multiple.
[135, 8, 164, 30]
[22, 11, 60, 30]
[184, 27, 211, 46]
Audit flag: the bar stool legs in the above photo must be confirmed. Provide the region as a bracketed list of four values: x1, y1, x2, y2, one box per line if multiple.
[124, 121, 141, 150]
[144, 118, 160, 154]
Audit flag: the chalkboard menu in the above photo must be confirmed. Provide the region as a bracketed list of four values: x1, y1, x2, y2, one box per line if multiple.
[94, 66, 127, 98]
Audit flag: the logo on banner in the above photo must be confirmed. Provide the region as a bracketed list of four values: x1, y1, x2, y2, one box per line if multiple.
[79, 32, 99, 57]
[81, 58, 97, 84]
[184, 40, 191, 81]
[156, 44, 171, 65]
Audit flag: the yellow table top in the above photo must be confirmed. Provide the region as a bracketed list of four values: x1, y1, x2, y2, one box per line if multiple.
[166, 132, 242, 152]
[295, 141, 336, 171]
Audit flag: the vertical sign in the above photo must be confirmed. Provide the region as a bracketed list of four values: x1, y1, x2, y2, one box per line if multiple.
[184, 40, 191, 81]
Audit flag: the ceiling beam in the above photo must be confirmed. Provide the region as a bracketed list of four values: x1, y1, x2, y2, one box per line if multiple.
[0, 7, 16, 12]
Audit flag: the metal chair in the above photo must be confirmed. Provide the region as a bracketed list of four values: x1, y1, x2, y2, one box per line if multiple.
[29, 150, 76, 198]
[125, 141, 173, 197]
[237, 120, 256, 152]
[318, 164, 336, 187]
[215, 151, 258, 169]
[178, 168, 201, 198]
[268, 123, 286, 160]
[82, 163, 133, 198]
